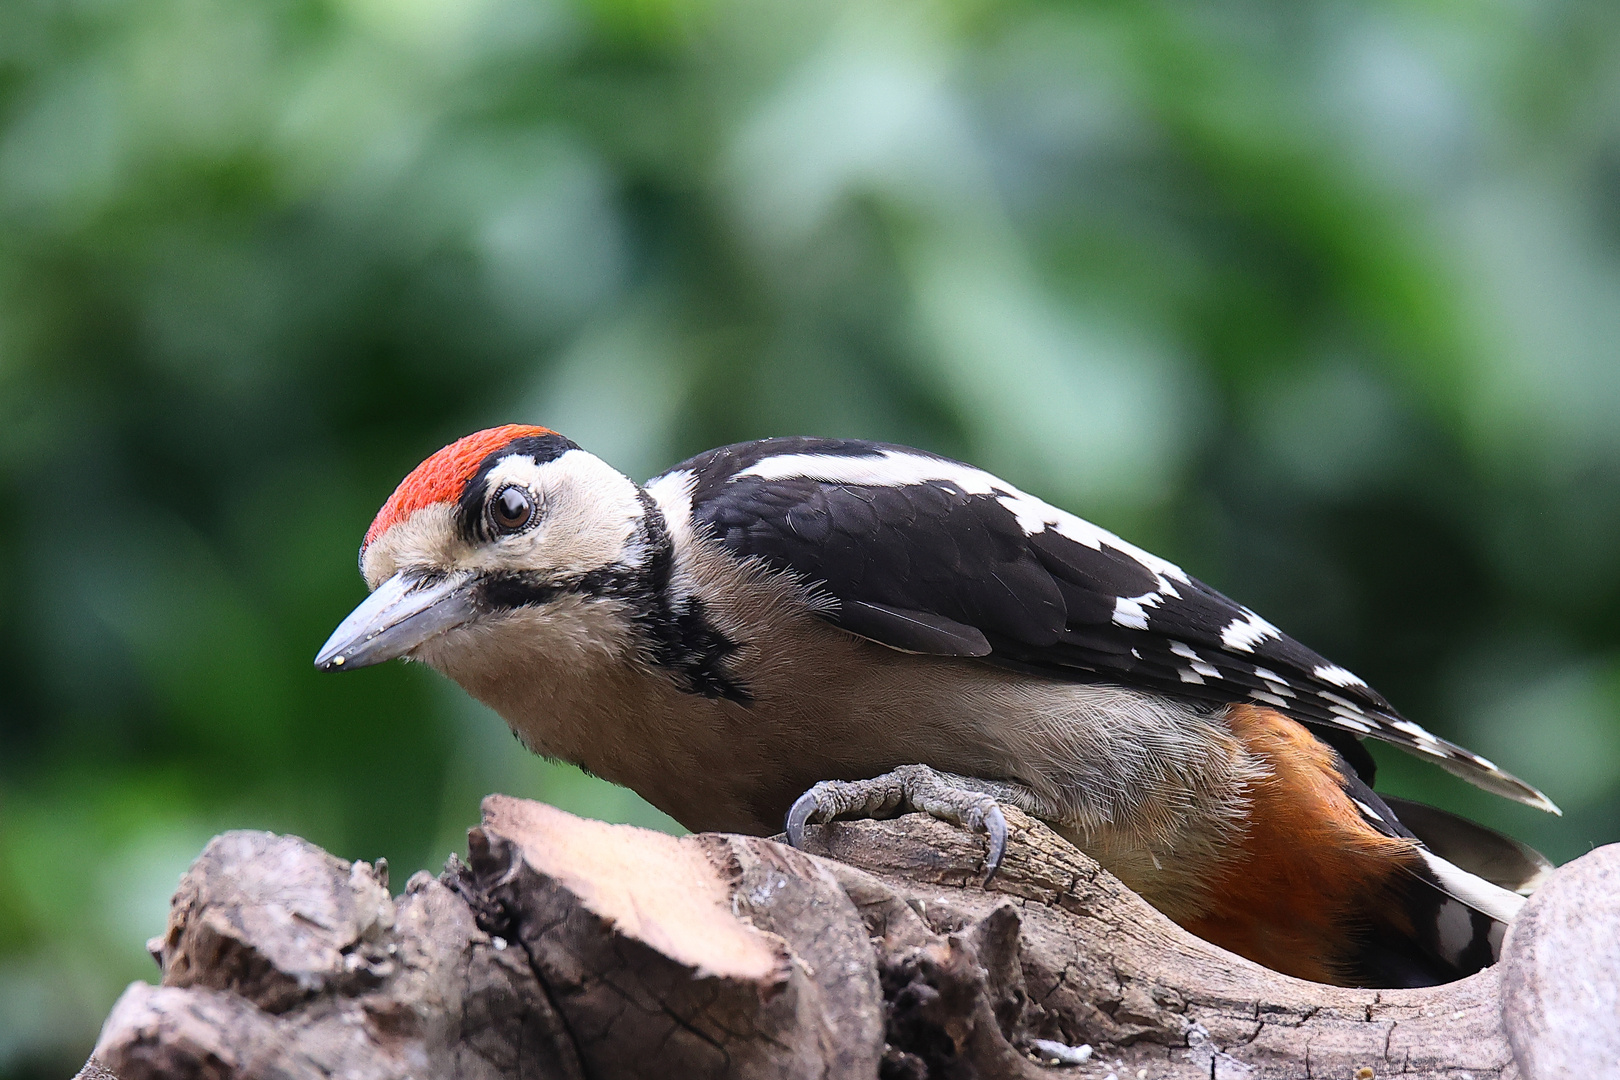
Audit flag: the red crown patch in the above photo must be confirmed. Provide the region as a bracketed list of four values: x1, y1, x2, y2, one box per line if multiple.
[364, 424, 554, 550]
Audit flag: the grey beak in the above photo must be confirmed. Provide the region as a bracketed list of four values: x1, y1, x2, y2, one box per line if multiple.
[314, 571, 478, 672]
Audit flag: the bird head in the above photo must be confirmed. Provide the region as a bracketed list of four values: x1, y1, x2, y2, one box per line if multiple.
[314, 424, 658, 674]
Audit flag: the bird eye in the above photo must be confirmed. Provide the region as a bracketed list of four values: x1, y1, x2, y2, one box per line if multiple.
[490, 486, 534, 533]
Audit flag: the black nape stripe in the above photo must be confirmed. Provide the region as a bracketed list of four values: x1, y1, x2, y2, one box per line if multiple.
[632, 491, 753, 704]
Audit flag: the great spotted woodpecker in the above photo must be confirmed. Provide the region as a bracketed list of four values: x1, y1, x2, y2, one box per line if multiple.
[317, 424, 1557, 988]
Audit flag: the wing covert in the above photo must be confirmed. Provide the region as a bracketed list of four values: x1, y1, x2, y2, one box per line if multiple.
[659, 437, 1557, 814]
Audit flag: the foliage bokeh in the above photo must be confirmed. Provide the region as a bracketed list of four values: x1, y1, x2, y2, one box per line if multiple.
[3, 0, 1620, 1071]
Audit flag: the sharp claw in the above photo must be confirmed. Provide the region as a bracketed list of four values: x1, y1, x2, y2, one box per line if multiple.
[785, 789, 820, 848]
[981, 805, 1008, 885]
[786, 773, 1010, 885]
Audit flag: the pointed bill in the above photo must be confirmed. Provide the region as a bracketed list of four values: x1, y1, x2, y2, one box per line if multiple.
[315, 571, 477, 672]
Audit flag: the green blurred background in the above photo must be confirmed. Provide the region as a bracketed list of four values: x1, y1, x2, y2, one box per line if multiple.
[3, 0, 1620, 1070]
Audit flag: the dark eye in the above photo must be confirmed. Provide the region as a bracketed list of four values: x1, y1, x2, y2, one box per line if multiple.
[490, 486, 534, 533]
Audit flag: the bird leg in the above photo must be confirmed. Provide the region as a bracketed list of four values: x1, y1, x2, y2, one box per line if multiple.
[785, 764, 1060, 883]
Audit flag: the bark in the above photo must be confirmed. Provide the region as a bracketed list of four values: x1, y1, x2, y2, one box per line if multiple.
[78, 796, 1618, 1080]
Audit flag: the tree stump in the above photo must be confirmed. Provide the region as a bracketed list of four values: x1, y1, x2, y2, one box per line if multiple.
[78, 795, 1618, 1079]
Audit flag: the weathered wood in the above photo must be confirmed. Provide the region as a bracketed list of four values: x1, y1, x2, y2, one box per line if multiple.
[1499, 845, 1620, 1080]
[78, 796, 1618, 1080]
[808, 809, 1521, 1078]
[96, 828, 581, 1080]
[463, 797, 884, 1079]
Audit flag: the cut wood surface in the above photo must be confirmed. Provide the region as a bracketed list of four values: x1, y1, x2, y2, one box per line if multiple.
[80, 795, 1617, 1079]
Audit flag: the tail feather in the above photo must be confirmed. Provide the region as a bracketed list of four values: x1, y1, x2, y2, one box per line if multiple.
[1349, 818, 1532, 988]
[1195, 706, 1548, 988]
[1210, 705, 1559, 988]
[1328, 765, 1547, 984]
[1382, 795, 1552, 896]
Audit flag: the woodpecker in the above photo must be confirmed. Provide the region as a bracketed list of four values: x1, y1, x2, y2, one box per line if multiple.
[317, 424, 1557, 988]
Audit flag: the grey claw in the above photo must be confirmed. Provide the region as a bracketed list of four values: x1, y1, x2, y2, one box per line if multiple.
[786, 788, 820, 848]
[982, 805, 1008, 884]
[786, 771, 1010, 885]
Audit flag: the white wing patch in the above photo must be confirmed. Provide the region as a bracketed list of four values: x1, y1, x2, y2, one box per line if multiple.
[734, 449, 1192, 588]
[1391, 718, 1444, 747]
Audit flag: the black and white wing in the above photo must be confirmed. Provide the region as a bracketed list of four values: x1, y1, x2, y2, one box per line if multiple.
[654, 437, 1557, 814]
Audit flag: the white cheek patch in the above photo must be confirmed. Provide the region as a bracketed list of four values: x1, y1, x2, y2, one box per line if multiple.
[466, 450, 645, 578]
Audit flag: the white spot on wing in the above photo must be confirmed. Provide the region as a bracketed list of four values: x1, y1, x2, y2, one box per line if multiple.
[1330, 713, 1372, 733]
[1313, 663, 1368, 688]
[1112, 596, 1149, 630]
[1249, 690, 1289, 708]
[1169, 641, 1200, 660]
[1391, 718, 1441, 743]
[1254, 667, 1295, 697]
[725, 448, 1569, 813]
[1178, 667, 1205, 684]
[1221, 609, 1281, 652]
[1319, 690, 1366, 714]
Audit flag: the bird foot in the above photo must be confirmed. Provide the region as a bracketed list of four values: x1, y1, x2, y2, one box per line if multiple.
[784, 764, 1009, 883]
